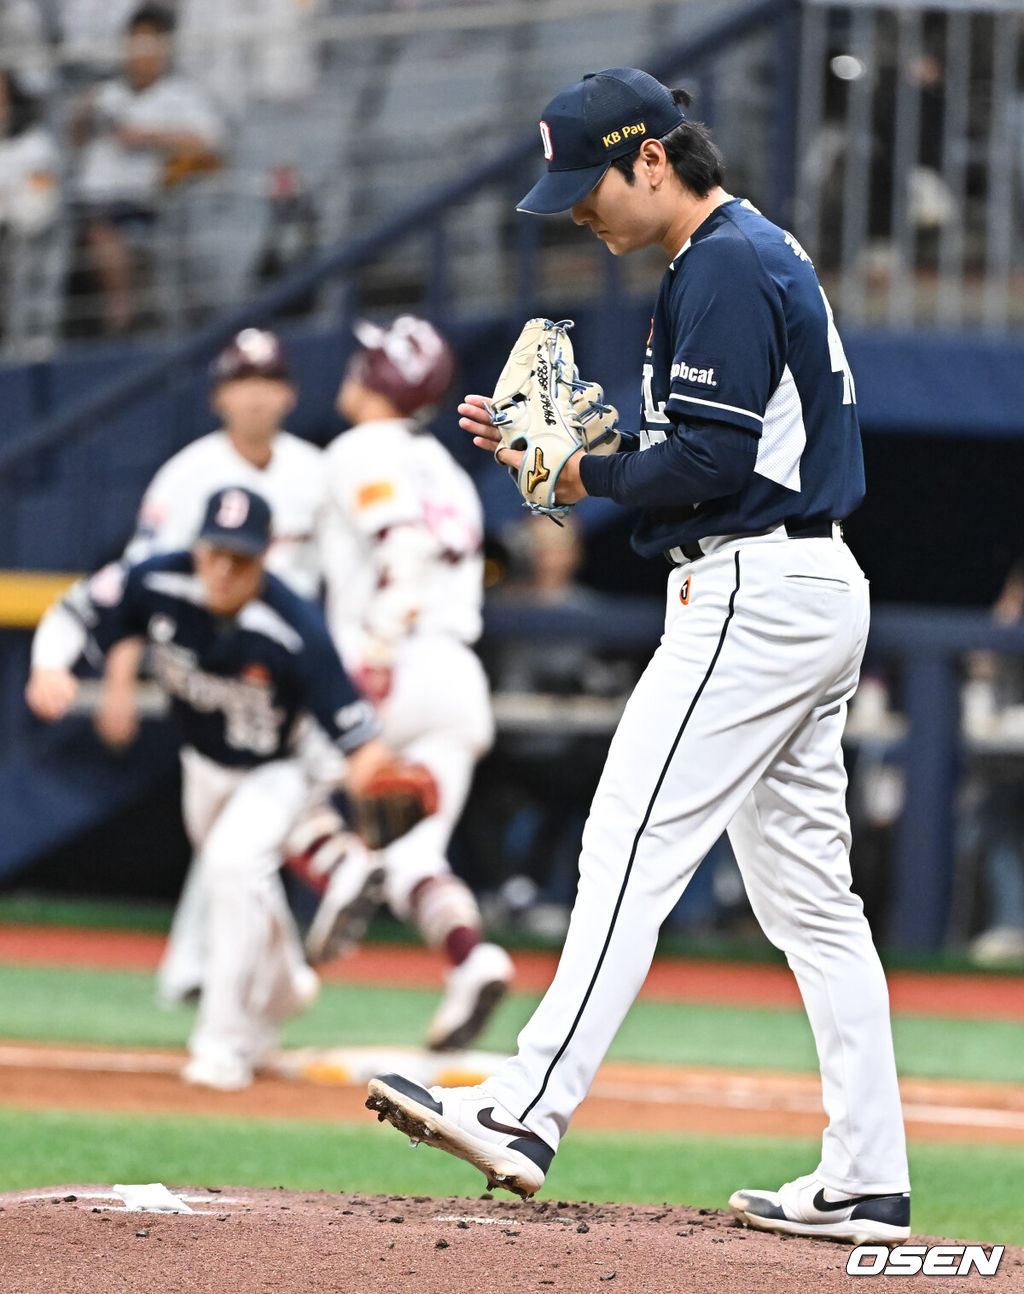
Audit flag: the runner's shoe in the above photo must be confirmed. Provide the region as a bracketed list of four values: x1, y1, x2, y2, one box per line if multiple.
[426, 942, 514, 1051]
[366, 1073, 553, 1198]
[304, 844, 386, 964]
[182, 1053, 252, 1092]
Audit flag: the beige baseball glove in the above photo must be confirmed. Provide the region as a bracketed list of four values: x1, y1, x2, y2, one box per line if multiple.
[490, 318, 619, 518]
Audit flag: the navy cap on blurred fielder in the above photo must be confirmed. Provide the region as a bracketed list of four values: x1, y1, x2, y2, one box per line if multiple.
[197, 486, 273, 555]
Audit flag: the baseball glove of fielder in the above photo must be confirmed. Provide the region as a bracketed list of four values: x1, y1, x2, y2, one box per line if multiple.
[490, 318, 619, 518]
[347, 759, 439, 850]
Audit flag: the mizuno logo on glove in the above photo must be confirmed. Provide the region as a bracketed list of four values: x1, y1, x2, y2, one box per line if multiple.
[526, 446, 550, 494]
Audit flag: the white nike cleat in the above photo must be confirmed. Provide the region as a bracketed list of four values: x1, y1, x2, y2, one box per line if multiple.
[304, 843, 386, 964]
[366, 1073, 554, 1198]
[426, 942, 514, 1051]
[729, 1172, 911, 1244]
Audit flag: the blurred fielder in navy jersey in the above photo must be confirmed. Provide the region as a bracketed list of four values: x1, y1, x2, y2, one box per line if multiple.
[27, 486, 393, 1091]
[94, 327, 327, 1018]
[368, 68, 910, 1247]
[97, 327, 323, 753]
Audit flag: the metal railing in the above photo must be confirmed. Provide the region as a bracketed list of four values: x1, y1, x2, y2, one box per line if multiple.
[0, 0, 795, 477]
[796, 0, 1024, 329]
[485, 599, 1024, 951]
[0, 0, 773, 361]
[4, 0, 1023, 366]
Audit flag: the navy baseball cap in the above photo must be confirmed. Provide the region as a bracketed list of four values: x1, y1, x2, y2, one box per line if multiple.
[197, 487, 272, 555]
[517, 68, 686, 215]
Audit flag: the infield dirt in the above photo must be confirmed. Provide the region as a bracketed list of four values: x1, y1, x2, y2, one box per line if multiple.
[2, 929, 1022, 1291]
[2, 1187, 1021, 1294]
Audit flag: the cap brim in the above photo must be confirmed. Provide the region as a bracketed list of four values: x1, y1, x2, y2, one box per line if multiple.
[516, 161, 610, 215]
[197, 530, 267, 556]
[212, 366, 291, 385]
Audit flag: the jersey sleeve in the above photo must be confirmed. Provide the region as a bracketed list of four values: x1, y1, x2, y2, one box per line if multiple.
[297, 609, 380, 754]
[59, 559, 150, 652]
[325, 437, 423, 538]
[578, 416, 757, 509]
[665, 237, 785, 436]
[125, 457, 203, 563]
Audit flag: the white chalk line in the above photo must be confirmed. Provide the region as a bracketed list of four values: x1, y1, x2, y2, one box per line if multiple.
[2, 1043, 1022, 1135]
[0, 1044, 181, 1074]
[588, 1079, 1024, 1133]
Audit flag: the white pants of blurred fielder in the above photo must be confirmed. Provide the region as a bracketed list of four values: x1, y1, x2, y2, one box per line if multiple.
[160, 749, 313, 1073]
[366, 634, 493, 923]
[484, 527, 909, 1197]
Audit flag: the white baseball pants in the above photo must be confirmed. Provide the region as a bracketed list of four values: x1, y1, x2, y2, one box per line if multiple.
[485, 529, 909, 1196]
[160, 749, 311, 1067]
[374, 635, 493, 919]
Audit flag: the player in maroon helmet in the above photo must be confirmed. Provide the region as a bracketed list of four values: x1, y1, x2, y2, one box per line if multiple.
[339, 315, 456, 421]
[295, 314, 514, 1052]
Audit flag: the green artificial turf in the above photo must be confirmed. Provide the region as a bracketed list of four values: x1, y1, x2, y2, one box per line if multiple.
[4, 891, 1022, 976]
[0, 1110, 1019, 1246]
[0, 963, 1021, 1083]
[0, 894, 175, 932]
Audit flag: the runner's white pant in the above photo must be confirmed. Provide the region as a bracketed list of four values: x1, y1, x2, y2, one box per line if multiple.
[485, 530, 909, 1196]
[160, 749, 311, 1067]
[371, 634, 493, 920]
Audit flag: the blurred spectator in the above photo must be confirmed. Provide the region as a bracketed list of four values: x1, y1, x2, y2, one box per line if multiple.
[0, 0, 56, 98]
[70, 3, 226, 334]
[806, 16, 951, 276]
[56, 0, 140, 85]
[175, 0, 340, 308]
[465, 516, 640, 928]
[961, 558, 1024, 966]
[0, 67, 62, 358]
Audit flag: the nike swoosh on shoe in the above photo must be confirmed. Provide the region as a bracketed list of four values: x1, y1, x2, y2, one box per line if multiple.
[477, 1106, 548, 1144]
[811, 1188, 894, 1213]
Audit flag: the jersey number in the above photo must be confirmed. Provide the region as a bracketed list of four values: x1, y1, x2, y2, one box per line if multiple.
[641, 360, 670, 445]
[820, 288, 856, 406]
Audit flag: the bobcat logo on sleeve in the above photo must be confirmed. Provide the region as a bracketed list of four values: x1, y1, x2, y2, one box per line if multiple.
[672, 357, 719, 389]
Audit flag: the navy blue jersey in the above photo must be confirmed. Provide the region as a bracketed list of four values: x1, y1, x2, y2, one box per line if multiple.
[578, 199, 865, 558]
[63, 553, 377, 768]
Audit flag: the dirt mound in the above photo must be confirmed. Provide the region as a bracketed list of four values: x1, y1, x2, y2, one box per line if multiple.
[1, 1187, 1020, 1294]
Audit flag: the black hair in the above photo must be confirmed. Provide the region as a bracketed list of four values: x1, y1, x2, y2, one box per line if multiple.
[127, 3, 175, 34]
[610, 88, 725, 197]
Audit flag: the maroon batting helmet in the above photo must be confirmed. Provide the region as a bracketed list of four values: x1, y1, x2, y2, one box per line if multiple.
[211, 328, 292, 385]
[346, 315, 455, 418]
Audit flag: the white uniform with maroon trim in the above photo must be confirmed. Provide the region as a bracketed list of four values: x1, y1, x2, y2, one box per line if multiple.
[319, 417, 493, 918]
[126, 429, 325, 598]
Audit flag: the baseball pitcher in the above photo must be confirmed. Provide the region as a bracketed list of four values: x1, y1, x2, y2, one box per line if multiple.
[366, 69, 911, 1246]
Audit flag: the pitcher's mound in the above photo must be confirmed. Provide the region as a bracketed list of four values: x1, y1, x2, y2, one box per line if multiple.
[1, 1186, 1020, 1293]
